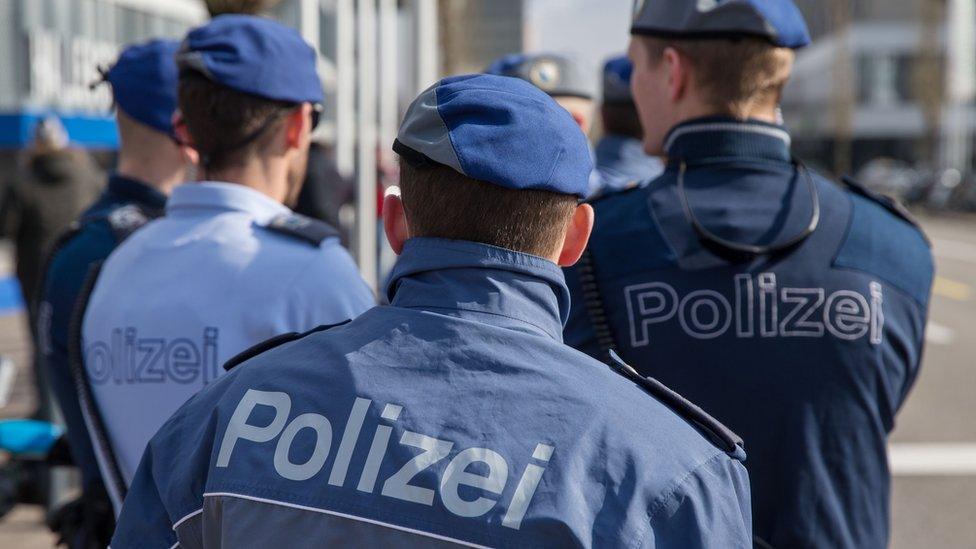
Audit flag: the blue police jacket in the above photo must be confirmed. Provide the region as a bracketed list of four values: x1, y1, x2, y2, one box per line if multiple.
[80, 182, 375, 509]
[113, 238, 753, 548]
[593, 134, 663, 196]
[39, 174, 166, 490]
[565, 117, 935, 549]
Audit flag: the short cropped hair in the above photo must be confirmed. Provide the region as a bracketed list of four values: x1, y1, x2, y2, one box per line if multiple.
[601, 102, 643, 139]
[638, 36, 794, 118]
[178, 70, 296, 171]
[398, 162, 577, 258]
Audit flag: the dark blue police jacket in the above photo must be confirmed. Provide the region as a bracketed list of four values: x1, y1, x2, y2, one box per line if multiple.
[565, 117, 934, 549]
[39, 174, 166, 489]
[113, 237, 753, 548]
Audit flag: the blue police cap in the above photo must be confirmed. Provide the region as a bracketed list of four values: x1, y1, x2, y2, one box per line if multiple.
[631, 0, 811, 49]
[602, 55, 634, 104]
[176, 14, 324, 104]
[394, 74, 593, 198]
[485, 53, 595, 100]
[105, 39, 180, 136]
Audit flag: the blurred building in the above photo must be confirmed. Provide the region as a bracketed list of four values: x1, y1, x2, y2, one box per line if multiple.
[0, 0, 205, 152]
[785, 0, 974, 175]
[439, 0, 524, 75]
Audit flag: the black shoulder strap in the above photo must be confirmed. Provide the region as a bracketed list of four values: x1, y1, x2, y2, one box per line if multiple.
[577, 249, 618, 364]
[223, 320, 352, 372]
[841, 176, 929, 244]
[67, 262, 128, 510]
[264, 213, 340, 247]
[607, 350, 744, 454]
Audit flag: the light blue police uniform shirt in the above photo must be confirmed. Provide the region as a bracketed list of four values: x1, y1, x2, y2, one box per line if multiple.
[81, 181, 374, 493]
[112, 238, 752, 548]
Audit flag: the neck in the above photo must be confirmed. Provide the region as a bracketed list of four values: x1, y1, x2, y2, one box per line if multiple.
[117, 154, 185, 196]
[687, 106, 778, 124]
[204, 156, 288, 204]
[388, 238, 571, 341]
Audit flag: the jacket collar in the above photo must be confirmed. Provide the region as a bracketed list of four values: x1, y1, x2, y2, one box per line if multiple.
[107, 173, 168, 211]
[166, 181, 289, 224]
[663, 116, 792, 164]
[386, 238, 570, 341]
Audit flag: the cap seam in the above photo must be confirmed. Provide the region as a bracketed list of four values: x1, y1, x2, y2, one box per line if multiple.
[432, 87, 467, 175]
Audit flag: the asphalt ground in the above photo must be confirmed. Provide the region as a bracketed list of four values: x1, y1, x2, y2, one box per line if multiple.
[0, 215, 973, 548]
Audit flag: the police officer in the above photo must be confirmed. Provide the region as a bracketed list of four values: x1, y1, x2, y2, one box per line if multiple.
[37, 39, 189, 546]
[564, 2, 934, 548]
[112, 74, 753, 548]
[593, 55, 663, 196]
[79, 15, 374, 511]
[485, 52, 596, 134]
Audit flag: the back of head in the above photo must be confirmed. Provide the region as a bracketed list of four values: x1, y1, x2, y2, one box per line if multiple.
[600, 55, 643, 139]
[177, 71, 296, 172]
[638, 35, 795, 118]
[394, 74, 592, 259]
[628, 0, 809, 151]
[175, 15, 324, 174]
[398, 164, 577, 258]
[104, 39, 184, 171]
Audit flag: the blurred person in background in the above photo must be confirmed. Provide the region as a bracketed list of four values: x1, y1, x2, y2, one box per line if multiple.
[485, 52, 596, 134]
[592, 55, 663, 197]
[0, 117, 101, 332]
[113, 73, 752, 549]
[564, 2, 934, 548]
[294, 141, 355, 243]
[0, 115, 101, 448]
[37, 39, 189, 548]
[78, 15, 373, 514]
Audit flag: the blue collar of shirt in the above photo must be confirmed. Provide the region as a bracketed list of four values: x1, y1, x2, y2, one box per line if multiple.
[166, 181, 289, 224]
[107, 174, 168, 210]
[386, 238, 571, 342]
[663, 116, 792, 164]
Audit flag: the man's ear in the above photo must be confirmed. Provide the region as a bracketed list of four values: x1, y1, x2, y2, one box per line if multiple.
[382, 189, 410, 255]
[557, 203, 594, 267]
[172, 111, 199, 164]
[664, 46, 687, 103]
[284, 103, 311, 149]
[173, 111, 193, 147]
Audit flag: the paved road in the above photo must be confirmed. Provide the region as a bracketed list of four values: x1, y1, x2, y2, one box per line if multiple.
[0, 215, 973, 547]
[889, 214, 976, 549]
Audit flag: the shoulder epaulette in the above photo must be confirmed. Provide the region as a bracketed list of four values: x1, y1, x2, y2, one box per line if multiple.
[223, 320, 351, 372]
[841, 176, 928, 243]
[264, 213, 340, 247]
[106, 204, 153, 242]
[608, 350, 743, 454]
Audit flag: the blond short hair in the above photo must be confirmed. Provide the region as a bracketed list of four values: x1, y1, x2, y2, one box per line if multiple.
[639, 36, 795, 118]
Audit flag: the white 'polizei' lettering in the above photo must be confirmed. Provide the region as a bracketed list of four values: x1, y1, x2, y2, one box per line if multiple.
[216, 391, 554, 530]
[625, 273, 885, 346]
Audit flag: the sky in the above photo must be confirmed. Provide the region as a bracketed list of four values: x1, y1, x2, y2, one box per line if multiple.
[524, 0, 634, 97]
